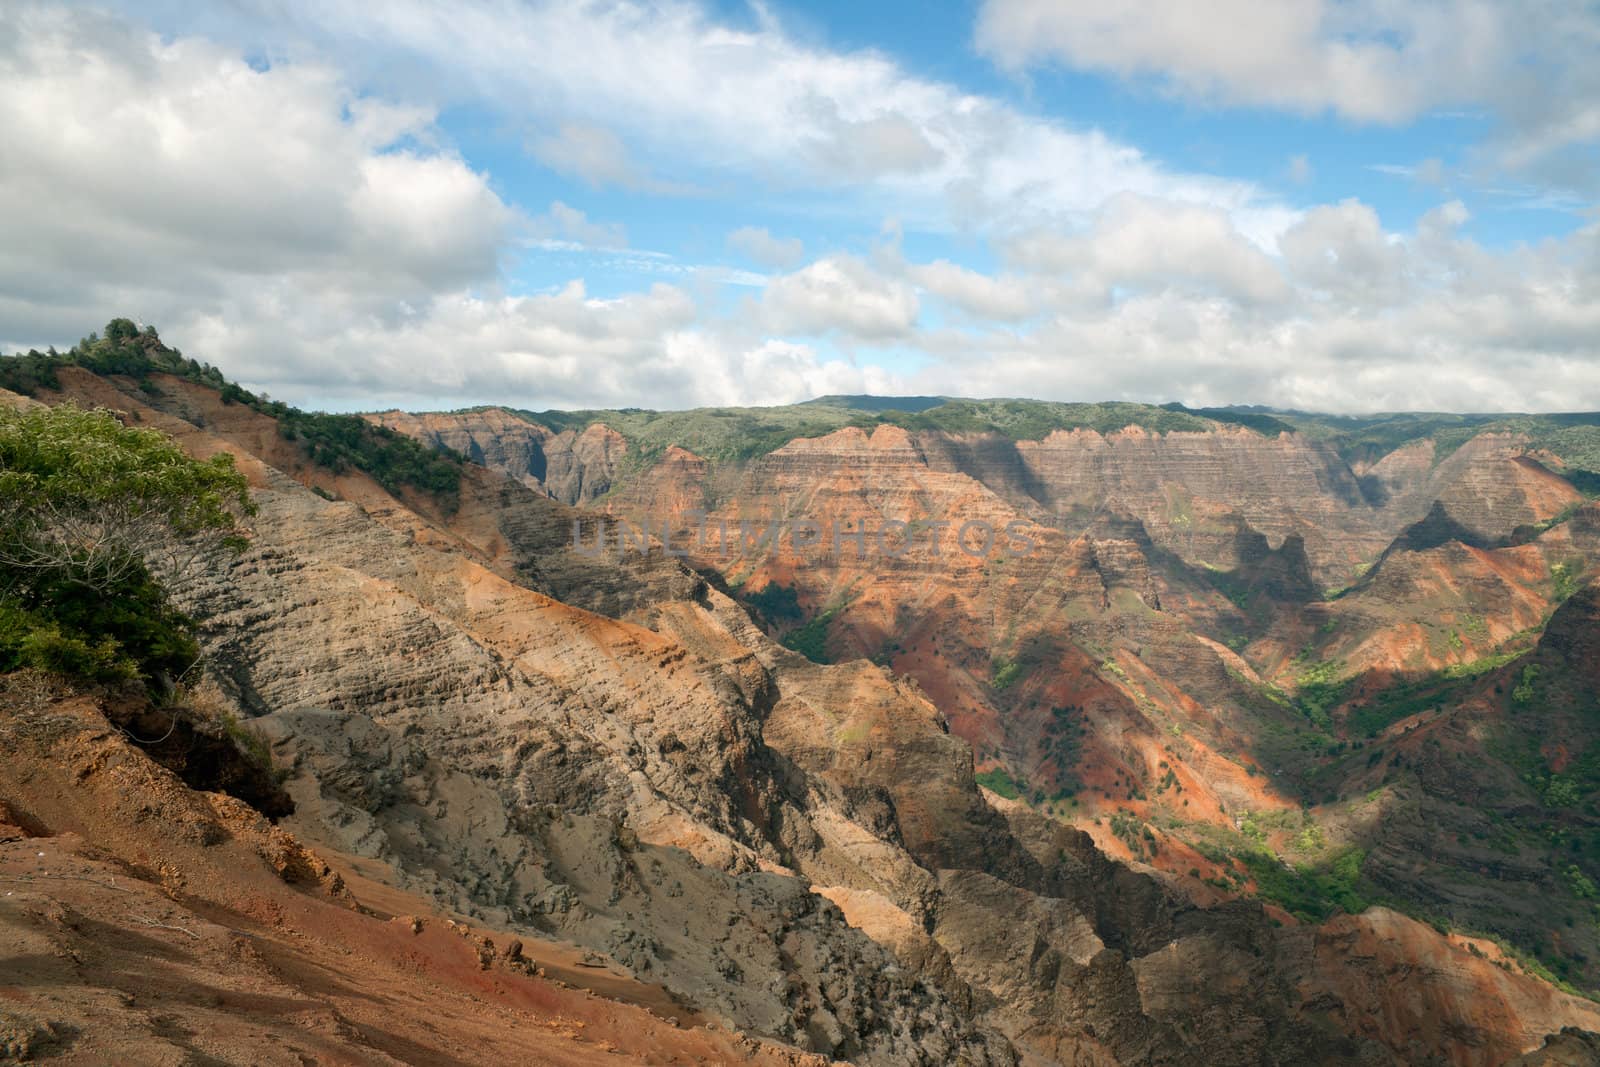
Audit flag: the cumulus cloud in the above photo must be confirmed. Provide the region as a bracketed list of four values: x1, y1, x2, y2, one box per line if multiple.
[907, 261, 1035, 321]
[763, 256, 920, 340]
[975, 0, 1600, 190]
[173, 0, 1288, 236]
[0, 8, 511, 307]
[0, 6, 510, 345]
[802, 106, 945, 180]
[0, 7, 876, 410]
[906, 200, 1600, 412]
[727, 227, 805, 270]
[5, 3, 1600, 415]
[975, 0, 1471, 120]
[174, 281, 887, 410]
[1001, 195, 1290, 306]
[1278, 200, 1407, 305]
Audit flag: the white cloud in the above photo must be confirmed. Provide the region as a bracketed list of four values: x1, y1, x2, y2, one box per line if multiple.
[1001, 195, 1290, 307]
[1287, 154, 1313, 185]
[801, 106, 944, 179]
[975, 0, 1473, 121]
[0, 8, 512, 305]
[0, 6, 511, 341]
[727, 227, 805, 270]
[528, 121, 693, 195]
[0, 6, 878, 411]
[907, 260, 1035, 321]
[1415, 158, 1449, 187]
[528, 201, 627, 250]
[763, 256, 919, 340]
[975, 0, 1600, 190]
[175, 281, 887, 410]
[1278, 200, 1407, 305]
[179, 0, 1288, 237]
[5, 3, 1600, 416]
[902, 200, 1600, 412]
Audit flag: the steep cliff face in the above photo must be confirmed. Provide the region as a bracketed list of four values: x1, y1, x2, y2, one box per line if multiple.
[958, 426, 1385, 580]
[0, 688, 842, 1067]
[11, 367, 1600, 1065]
[1365, 436, 1583, 546]
[371, 407, 625, 504]
[376, 398, 1600, 1002]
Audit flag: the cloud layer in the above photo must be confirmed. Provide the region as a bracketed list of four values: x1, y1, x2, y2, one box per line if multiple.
[976, 0, 1600, 192]
[2, 2, 1598, 414]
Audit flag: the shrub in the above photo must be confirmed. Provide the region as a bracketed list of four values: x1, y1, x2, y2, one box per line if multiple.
[975, 767, 1024, 800]
[1, 319, 463, 508]
[0, 400, 247, 687]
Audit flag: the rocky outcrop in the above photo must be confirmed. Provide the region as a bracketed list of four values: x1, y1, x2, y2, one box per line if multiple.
[1507, 1028, 1600, 1066]
[20, 366, 1600, 1065]
[370, 407, 625, 504]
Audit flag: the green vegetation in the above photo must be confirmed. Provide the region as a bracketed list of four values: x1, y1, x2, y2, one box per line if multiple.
[510, 396, 1276, 494]
[782, 613, 833, 663]
[1239, 846, 1369, 923]
[2, 320, 464, 508]
[874, 398, 1222, 439]
[1345, 646, 1528, 737]
[1292, 654, 1350, 730]
[803, 395, 945, 413]
[1543, 776, 1583, 809]
[779, 587, 857, 664]
[1564, 865, 1600, 900]
[1159, 403, 1297, 436]
[1512, 663, 1543, 708]
[1522, 501, 1589, 540]
[1552, 559, 1586, 603]
[0, 402, 251, 686]
[1043, 705, 1087, 794]
[990, 656, 1024, 691]
[1273, 409, 1600, 484]
[519, 403, 870, 474]
[742, 581, 803, 622]
[277, 409, 463, 503]
[1109, 810, 1158, 861]
[975, 767, 1025, 799]
[1100, 658, 1130, 682]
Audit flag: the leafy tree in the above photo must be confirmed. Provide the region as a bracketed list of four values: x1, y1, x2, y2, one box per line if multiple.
[0, 402, 252, 684]
[0, 403, 251, 592]
[1, 318, 464, 508]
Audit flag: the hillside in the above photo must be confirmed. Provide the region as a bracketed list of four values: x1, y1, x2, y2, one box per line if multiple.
[4, 326, 1600, 1064]
[372, 384, 1600, 999]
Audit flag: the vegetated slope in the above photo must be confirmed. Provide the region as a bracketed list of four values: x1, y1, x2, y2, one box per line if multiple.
[378, 386, 1600, 999]
[369, 397, 1274, 506]
[5, 331, 1600, 1065]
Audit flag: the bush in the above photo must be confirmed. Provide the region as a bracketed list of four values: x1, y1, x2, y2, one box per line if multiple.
[743, 581, 802, 622]
[991, 657, 1024, 691]
[1240, 846, 1369, 922]
[19, 621, 134, 681]
[1, 319, 464, 509]
[1, 398, 245, 687]
[975, 767, 1024, 799]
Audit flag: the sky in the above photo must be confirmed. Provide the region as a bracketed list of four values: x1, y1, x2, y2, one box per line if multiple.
[2, 1, 1599, 413]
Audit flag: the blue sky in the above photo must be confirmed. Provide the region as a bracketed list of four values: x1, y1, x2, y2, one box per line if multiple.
[2, 1, 1598, 412]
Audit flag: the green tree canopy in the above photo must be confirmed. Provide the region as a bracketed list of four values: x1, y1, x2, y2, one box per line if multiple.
[0, 402, 252, 591]
[0, 401, 253, 683]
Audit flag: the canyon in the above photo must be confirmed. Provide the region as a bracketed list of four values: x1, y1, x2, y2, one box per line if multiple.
[3, 348, 1600, 1065]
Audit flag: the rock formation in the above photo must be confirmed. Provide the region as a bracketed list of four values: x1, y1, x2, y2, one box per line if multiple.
[3, 369, 1599, 1065]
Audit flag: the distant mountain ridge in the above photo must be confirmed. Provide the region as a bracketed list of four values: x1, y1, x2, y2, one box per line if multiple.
[8, 324, 1600, 1065]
